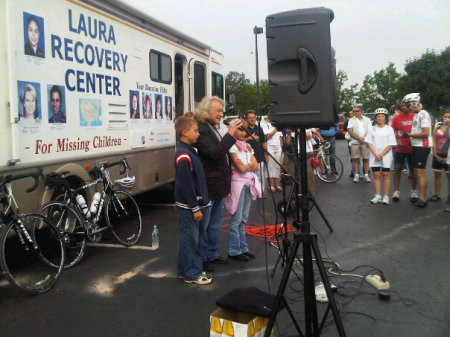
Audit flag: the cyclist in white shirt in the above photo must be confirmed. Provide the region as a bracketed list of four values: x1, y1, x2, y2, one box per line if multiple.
[365, 108, 397, 204]
[397, 93, 433, 208]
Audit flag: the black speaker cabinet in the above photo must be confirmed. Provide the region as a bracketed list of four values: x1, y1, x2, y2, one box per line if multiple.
[266, 8, 337, 128]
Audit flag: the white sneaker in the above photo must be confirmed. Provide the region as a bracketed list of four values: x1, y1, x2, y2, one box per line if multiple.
[363, 174, 371, 183]
[409, 190, 419, 203]
[382, 196, 390, 205]
[392, 190, 400, 201]
[370, 195, 382, 204]
[353, 174, 359, 183]
[184, 274, 212, 285]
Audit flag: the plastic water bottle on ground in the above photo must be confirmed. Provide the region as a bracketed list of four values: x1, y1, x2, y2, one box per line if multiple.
[152, 224, 159, 249]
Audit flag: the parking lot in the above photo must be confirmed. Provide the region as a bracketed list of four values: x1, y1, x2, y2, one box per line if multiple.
[1, 140, 448, 337]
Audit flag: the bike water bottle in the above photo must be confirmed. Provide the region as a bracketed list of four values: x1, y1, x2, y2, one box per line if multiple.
[152, 224, 159, 249]
[89, 192, 101, 215]
[75, 194, 91, 218]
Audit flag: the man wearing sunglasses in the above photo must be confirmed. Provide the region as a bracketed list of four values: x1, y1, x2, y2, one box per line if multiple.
[347, 104, 372, 182]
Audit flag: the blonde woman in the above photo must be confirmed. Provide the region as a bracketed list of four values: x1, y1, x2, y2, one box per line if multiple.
[19, 84, 40, 124]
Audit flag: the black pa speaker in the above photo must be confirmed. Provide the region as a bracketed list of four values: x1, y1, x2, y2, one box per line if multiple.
[266, 7, 337, 128]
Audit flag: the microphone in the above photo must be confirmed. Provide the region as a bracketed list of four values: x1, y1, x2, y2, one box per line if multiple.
[223, 119, 230, 126]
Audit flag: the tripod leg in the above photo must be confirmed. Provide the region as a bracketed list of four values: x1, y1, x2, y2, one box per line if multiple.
[282, 298, 304, 337]
[310, 236, 347, 337]
[270, 236, 290, 277]
[302, 235, 319, 336]
[264, 237, 300, 337]
[318, 304, 331, 335]
[309, 195, 334, 233]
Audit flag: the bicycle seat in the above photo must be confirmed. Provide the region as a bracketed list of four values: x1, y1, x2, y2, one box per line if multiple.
[45, 171, 70, 188]
[47, 171, 71, 178]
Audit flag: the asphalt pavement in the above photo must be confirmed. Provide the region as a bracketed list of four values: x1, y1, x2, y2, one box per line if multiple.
[1, 139, 449, 337]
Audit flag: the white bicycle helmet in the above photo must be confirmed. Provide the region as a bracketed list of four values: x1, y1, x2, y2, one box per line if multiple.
[114, 176, 136, 190]
[401, 93, 420, 104]
[374, 108, 388, 116]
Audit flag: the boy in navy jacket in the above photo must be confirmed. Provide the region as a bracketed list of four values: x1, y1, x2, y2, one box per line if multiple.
[174, 117, 212, 285]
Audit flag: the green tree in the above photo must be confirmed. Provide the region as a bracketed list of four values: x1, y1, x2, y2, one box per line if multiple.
[356, 63, 401, 112]
[397, 47, 450, 115]
[336, 70, 359, 115]
[225, 71, 269, 115]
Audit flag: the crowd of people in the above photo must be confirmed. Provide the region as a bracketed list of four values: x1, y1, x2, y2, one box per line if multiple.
[173, 94, 449, 285]
[345, 94, 449, 208]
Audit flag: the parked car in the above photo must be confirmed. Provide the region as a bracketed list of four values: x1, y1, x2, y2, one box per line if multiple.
[336, 113, 346, 138]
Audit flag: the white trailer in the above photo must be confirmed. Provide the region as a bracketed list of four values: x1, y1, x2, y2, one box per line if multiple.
[0, 0, 225, 210]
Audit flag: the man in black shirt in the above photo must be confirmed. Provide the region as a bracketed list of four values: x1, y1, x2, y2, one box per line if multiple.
[244, 110, 267, 197]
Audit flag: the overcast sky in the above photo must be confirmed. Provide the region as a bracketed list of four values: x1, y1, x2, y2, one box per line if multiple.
[130, 0, 449, 87]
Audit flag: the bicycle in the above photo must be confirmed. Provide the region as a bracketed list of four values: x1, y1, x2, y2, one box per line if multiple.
[39, 158, 142, 268]
[0, 169, 65, 294]
[313, 140, 344, 183]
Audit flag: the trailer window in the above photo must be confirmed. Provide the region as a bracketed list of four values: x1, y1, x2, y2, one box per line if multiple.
[150, 50, 172, 84]
[211, 72, 224, 99]
[194, 62, 206, 102]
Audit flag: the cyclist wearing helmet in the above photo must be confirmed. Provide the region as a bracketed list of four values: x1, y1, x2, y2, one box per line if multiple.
[365, 108, 397, 204]
[398, 93, 433, 207]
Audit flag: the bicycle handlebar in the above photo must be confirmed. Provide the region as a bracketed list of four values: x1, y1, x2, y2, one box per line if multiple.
[0, 167, 43, 193]
[89, 157, 129, 176]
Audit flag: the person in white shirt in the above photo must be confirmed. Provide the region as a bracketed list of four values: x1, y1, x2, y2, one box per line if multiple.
[347, 104, 372, 183]
[263, 114, 283, 192]
[365, 108, 397, 204]
[398, 93, 433, 208]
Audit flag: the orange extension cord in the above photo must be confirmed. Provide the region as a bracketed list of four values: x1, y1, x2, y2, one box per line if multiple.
[221, 216, 298, 243]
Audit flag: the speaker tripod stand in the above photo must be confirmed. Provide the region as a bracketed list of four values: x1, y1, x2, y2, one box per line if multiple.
[270, 135, 333, 278]
[265, 129, 346, 337]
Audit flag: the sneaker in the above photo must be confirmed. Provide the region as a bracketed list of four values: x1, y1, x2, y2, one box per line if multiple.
[210, 256, 229, 264]
[243, 251, 255, 259]
[349, 172, 355, 178]
[228, 254, 250, 261]
[370, 195, 382, 204]
[184, 274, 212, 285]
[414, 199, 427, 208]
[392, 190, 400, 201]
[429, 194, 441, 202]
[382, 196, 390, 205]
[353, 174, 359, 183]
[363, 174, 371, 183]
[202, 261, 215, 272]
[409, 190, 419, 203]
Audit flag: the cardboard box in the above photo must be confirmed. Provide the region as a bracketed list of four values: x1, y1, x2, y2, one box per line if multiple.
[210, 308, 271, 337]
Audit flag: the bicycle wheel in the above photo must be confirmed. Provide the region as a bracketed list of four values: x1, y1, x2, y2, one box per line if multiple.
[0, 214, 65, 294]
[105, 190, 142, 246]
[315, 155, 344, 183]
[39, 202, 86, 269]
